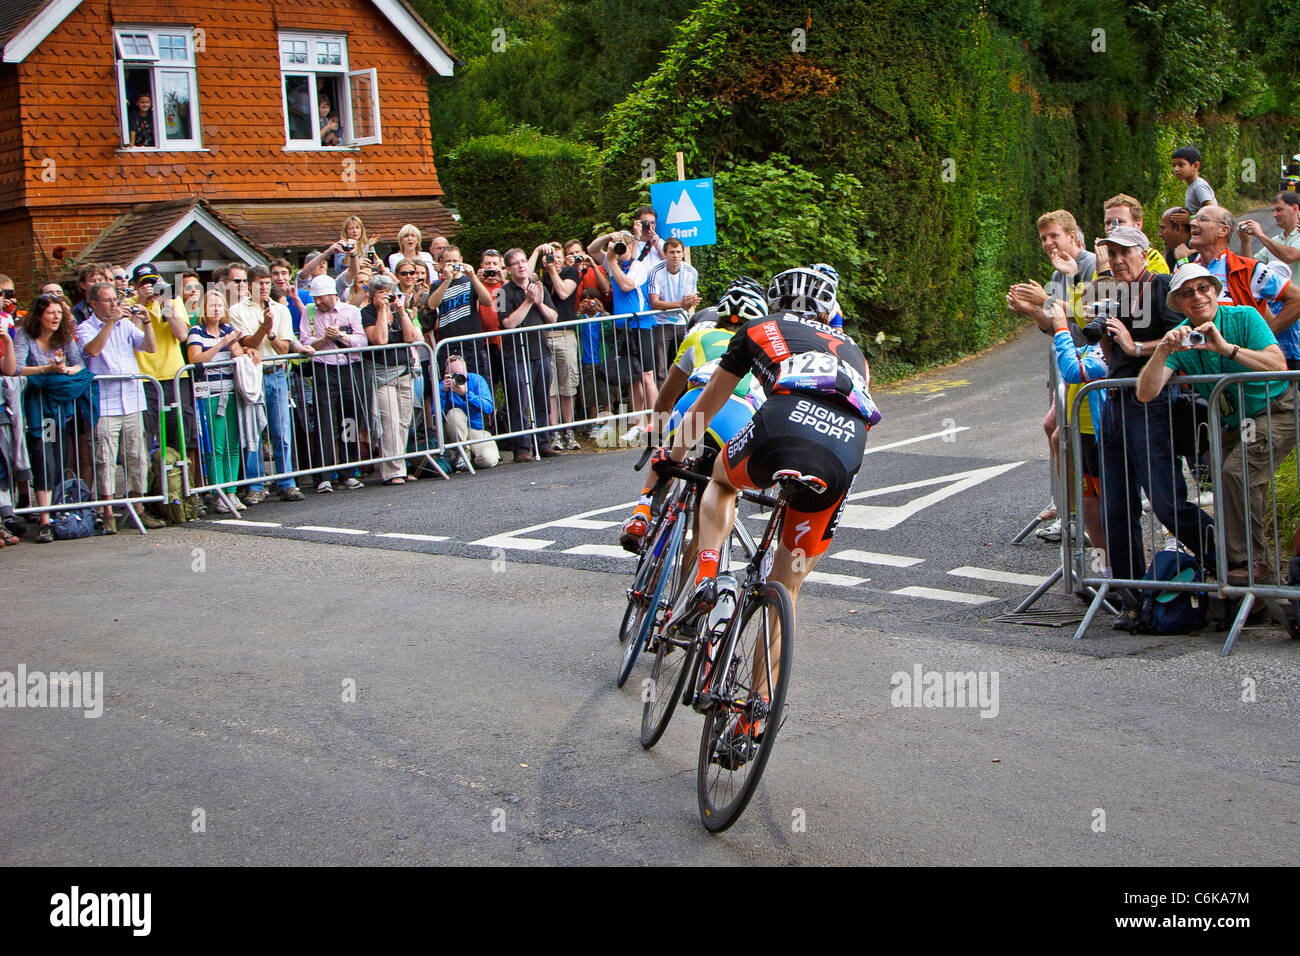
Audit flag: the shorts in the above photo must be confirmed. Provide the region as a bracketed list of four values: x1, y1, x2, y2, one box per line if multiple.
[665, 387, 755, 453]
[723, 393, 868, 557]
[612, 324, 655, 379]
[546, 329, 579, 398]
[1080, 431, 1100, 498]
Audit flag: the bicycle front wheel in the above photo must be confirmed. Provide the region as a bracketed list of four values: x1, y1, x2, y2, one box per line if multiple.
[638, 548, 696, 748]
[617, 508, 684, 688]
[696, 581, 794, 832]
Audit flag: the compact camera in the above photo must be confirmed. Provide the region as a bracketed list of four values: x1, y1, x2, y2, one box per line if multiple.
[1186, 330, 1207, 347]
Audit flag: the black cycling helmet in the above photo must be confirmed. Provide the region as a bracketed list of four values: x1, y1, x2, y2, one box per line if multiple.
[767, 267, 837, 315]
[716, 284, 768, 326]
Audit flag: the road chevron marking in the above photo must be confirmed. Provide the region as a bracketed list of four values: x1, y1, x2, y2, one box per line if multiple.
[891, 586, 998, 605]
[947, 566, 1049, 587]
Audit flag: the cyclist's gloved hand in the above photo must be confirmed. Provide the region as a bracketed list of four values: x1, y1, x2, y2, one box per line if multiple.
[650, 446, 676, 478]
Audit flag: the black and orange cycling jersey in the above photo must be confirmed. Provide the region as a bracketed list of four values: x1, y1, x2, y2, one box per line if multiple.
[717, 310, 880, 427]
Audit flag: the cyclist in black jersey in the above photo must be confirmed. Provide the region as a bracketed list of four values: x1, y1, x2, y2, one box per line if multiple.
[653, 267, 882, 631]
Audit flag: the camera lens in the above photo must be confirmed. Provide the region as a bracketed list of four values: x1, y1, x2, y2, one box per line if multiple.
[613, 242, 627, 256]
[1187, 331, 1206, 346]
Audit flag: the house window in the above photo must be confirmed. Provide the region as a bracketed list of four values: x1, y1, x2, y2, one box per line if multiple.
[114, 27, 201, 150]
[279, 33, 380, 149]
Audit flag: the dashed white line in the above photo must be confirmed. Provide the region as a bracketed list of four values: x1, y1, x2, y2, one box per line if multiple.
[891, 586, 998, 605]
[376, 532, 450, 543]
[829, 549, 924, 568]
[553, 517, 620, 530]
[947, 566, 1049, 588]
[564, 544, 636, 560]
[211, 519, 282, 528]
[294, 525, 370, 536]
[805, 571, 870, 587]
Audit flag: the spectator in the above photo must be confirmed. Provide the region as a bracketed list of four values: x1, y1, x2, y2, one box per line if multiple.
[39, 281, 65, 299]
[647, 237, 700, 381]
[388, 225, 437, 273]
[475, 249, 508, 390]
[1093, 230, 1214, 628]
[497, 247, 560, 462]
[339, 259, 374, 309]
[111, 266, 131, 301]
[126, 263, 201, 516]
[1095, 194, 1169, 276]
[429, 235, 449, 267]
[421, 245, 494, 381]
[72, 263, 107, 323]
[530, 241, 581, 449]
[0, 274, 22, 336]
[576, 285, 615, 437]
[0, 323, 20, 545]
[76, 281, 163, 531]
[361, 274, 419, 484]
[1172, 146, 1216, 216]
[439, 353, 499, 470]
[1238, 193, 1300, 370]
[128, 92, 154, 147]
[269, 259, 305, 330]
[186, 291, 247, 512]
[392, 258, 426, 314]
[298, 273, 366, 492]
[589, 229, 656, 443]
[326, 216, 371, 274]
[297, 251, 330, 306]
[1006, 209, 1097, 538]
[629, 205, 664, 268]
[319, 93, 340, 147]
[1137, 264, 1293, 585]
[1188, 204, 1300, 344]
[229, 264, 312, 503]
[1159, 207, 1193, 269]
[13, 295, 87, 542]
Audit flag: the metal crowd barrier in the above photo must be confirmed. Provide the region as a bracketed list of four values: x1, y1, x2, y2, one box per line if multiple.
[429, 309, 686, 469]
[2, 371, 169, 535]
[172, 341, 450, 512]
[1067, 370, 1300, 654]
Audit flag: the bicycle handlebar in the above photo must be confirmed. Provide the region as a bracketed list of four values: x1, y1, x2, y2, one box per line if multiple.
[659, 463, 780, 509]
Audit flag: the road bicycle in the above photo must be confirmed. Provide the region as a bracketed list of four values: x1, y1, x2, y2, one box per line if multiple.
[639, 461, 826, 832]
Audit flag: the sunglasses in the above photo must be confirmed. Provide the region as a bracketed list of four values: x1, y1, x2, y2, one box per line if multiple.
[1175, 282, 1218, 298]
[113, 274, 129, 281]
[397, 270, 416, 277]
[482, 249, 500, 257]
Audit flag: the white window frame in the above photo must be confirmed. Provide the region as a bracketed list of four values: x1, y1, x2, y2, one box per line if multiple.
[114, 26, 201, 151]
[278, 32, 381, 150]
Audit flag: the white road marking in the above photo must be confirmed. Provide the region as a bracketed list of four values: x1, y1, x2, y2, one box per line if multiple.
[947, 566, 1049, 587]
[891, 586, 998, 605]
[829, 549, 924, 568]
[564, 544, 636, 560]
[211, 519, 282, 528]
[377, 532, 450, 543]
[862, 427, 969, 455]
[553, 517, 620, 530]
[805, 571, 869, 587]
[471, 500, 635, 551]
[836, 462, 1025, 531]
[295, 525, 370, 536]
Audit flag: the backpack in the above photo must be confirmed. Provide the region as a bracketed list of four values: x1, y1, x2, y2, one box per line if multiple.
[147, 446, 197, 525]
[50, 474, 95, 540]
[1138, 550, 1208, 634]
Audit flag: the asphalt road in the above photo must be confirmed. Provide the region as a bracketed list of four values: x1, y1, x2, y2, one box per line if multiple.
[3, 323, 1298, 865]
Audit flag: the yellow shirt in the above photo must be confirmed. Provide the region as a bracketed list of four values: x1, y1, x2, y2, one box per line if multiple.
[129, 295, 189, 381]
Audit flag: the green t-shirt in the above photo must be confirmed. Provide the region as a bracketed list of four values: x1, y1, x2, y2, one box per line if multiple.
[1163, 304, 1286, 427]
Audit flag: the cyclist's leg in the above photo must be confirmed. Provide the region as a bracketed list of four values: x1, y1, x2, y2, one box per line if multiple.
[693, 450, 741, 584]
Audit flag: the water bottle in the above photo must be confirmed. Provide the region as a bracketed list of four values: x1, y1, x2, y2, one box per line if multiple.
[703, 574, 739, 642]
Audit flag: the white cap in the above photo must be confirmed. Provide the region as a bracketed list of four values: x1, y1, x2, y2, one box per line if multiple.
[308, 274, 337, 298]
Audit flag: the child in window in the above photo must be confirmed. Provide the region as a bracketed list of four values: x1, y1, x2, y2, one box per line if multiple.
[129, 92, 154, 147]
[319, 94, 340, 147]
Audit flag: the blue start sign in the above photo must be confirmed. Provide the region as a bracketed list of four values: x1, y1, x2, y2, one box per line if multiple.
[650, 178, 716, 247]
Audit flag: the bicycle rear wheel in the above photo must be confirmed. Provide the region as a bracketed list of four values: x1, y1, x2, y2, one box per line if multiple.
[639, 551, 696, 748]
[617, 507, 684, 688]
[618, 496, 675, 645]
[696, 581, 794, 832]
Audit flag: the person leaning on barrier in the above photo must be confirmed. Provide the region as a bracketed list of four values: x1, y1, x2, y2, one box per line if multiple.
[299, 273, 367, 493]
[187, 291, 248, 511]
[497, 247, 561, 463]
[1091, 228, 1215, 629]
[230, 264, 314, 504]
[361, 274, 420, 485]
[532, 240, 583, 451]
[76, 281, 164, 532]
[1137, 264, 1295, 587]
[439, 353, 499, 471]
[1188, 204, 1300, 340]
[12, 295, 88, 542]
[420, 245, 493, 381]
[1238, 193, 1300, 371]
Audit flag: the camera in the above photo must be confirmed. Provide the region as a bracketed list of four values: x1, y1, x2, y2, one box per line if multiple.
[1238, 222, 1251, 233]
[483, 268, 499, 278]
[639, 219, 654, 234]
[385, 293, 396, 304]
[451, 263, 463, 274]
[544, 253, 555, 264]
[341, 241, 355, 253]
[452, 372, 467, 386]
[1187, 330, 1207, 346]
[152, 281, 168, 296]
[613, 241, 628, 256]
[1081, 299, 1122, 343]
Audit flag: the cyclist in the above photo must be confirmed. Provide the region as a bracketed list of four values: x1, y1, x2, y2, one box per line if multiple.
[619, 277, 768, 553]
[652, 266, 881, 701]
[808, 262, 844, 330]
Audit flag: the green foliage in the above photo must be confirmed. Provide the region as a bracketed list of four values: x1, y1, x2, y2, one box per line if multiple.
[439, 130, 598, 261]
[1133, 1, 1266, 114]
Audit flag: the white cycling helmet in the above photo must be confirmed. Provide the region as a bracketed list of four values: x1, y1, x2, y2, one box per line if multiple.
[717, 284, 769, 326]
[808, 262, 840, 288]
[767, 267, 837, 315]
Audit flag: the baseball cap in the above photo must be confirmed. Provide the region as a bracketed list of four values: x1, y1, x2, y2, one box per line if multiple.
[1165, 263, 1222, 312]
[131, 262, 162, 284]
[308, 274, 338, 298]
[1096, 226, 1150, 250]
